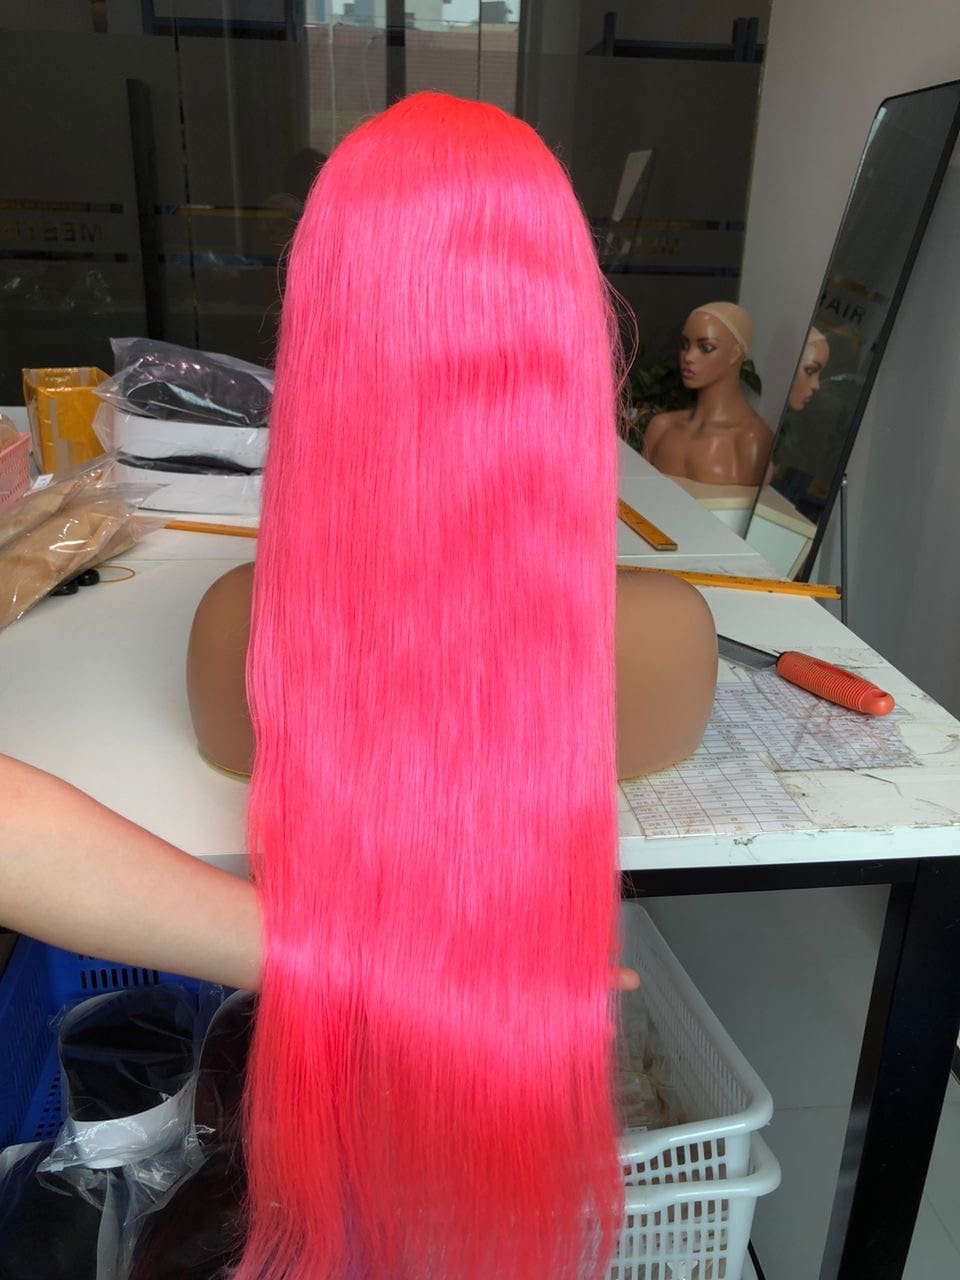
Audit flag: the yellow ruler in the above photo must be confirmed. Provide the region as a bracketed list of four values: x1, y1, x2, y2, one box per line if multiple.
[617, 499, 678, 551]
[165, 520, 258, 538]
[618, 565, 841, 600]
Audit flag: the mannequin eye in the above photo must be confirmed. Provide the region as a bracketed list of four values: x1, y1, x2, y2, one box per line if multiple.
[698, 342, 716, 353]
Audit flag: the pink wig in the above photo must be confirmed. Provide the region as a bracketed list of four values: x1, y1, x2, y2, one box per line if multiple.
[241, 92, 622, 1280]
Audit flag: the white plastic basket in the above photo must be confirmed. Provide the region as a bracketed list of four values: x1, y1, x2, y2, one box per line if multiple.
[617, 905, 773, 1180]
[610, 1133, 779, 1280]
[606, 906, 781, 1277]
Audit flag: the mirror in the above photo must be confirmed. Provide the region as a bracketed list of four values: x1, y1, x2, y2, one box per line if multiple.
[745, 79, 960, 579]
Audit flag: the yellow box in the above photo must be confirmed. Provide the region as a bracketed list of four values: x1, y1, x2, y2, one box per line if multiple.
[22, 367, 108, 474]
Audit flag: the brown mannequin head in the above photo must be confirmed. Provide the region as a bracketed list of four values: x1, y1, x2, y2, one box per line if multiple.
[787, 327, 830, 411]
[680, 302, 753, 392]
[186, 563, 255, 776]
[185, 561, 717, 782]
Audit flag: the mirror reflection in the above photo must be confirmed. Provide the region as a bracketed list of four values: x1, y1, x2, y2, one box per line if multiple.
[745, 79, 960, 579]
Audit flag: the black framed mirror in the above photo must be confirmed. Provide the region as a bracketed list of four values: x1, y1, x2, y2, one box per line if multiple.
[744, 79, 960, 579]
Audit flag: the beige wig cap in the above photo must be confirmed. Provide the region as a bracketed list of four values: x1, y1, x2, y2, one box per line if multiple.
[690, 302, 753, 355]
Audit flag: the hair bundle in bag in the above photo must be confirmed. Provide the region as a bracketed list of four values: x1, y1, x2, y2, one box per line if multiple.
[240, 92, 623, 1280]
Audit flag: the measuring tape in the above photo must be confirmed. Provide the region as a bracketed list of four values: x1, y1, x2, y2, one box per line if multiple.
[616, 499, 677, 551]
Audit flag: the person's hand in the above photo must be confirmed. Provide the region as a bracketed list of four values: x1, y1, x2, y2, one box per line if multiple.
[615, 966, 640, 991]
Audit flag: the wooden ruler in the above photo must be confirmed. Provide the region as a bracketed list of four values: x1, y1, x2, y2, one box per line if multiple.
[161, 519, 838, 599]
[618, 565, 841, 600]
[617, 499, 677, 551]
[165, 520, 258, 538]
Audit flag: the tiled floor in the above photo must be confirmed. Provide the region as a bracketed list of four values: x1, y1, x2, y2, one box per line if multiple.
[637, 888, 960, 1279]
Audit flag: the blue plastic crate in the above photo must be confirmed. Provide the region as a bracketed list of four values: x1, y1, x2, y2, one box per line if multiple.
[0, 938, 205, 1148]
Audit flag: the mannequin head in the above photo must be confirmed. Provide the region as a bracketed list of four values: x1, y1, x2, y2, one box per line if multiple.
[788, 327, 830, 411]
[680, 301, 752, 391]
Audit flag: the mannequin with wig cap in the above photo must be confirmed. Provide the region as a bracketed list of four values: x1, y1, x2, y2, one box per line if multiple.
[788, 326, 830, 411]
[643, 302, 774, 486]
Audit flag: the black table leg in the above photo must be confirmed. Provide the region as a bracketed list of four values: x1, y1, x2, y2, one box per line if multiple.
[820, 857, 960, 1279]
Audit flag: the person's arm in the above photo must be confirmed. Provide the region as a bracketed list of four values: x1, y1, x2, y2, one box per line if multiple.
[0, 754, 640, 996]
[0, 754, 262, 990]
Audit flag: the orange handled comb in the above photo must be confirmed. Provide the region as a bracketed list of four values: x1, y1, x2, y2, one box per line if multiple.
[718, 635, 896, 716]
[774, 651, 895, 716]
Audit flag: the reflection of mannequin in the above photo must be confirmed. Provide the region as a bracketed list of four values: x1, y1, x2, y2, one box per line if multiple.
[187, 562, 718, 781]
[643, 303, 773, 486]
[788, 328, 830, 411]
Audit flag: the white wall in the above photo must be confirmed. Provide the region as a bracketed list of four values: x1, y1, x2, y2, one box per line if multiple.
[740, 0, 960, 714]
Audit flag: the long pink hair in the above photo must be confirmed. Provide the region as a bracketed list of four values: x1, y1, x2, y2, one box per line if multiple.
[241, 92, 622, 1280]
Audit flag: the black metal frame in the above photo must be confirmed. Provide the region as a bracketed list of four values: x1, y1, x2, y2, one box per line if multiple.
[587, 12, 764, 63]
[622, 855, 960, 1279]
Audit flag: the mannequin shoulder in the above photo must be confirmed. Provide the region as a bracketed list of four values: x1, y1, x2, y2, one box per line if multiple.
[737, 411, 774, 444]
[732, 411, 774, 462]
[616, 566, 714, 633]
[642, 410, 689, 454]
[646, 409, 690, 432]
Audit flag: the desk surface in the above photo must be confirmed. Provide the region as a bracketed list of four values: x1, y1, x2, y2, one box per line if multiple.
[3, 443, 959, 873]
[616, 443, 762, 562]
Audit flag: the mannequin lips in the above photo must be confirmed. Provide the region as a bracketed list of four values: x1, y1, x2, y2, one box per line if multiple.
[681, 367, 696, 381]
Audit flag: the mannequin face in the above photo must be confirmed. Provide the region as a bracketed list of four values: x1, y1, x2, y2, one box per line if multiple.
[788, 337, 830, 411]
[679, 313, 743, 391]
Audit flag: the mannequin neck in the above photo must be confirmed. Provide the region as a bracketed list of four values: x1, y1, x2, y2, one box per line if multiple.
[690, 366, 750, 424]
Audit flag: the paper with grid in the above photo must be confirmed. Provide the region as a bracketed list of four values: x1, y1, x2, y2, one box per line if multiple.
[619, 667, 916, 838]
[707, 667, 915, 770]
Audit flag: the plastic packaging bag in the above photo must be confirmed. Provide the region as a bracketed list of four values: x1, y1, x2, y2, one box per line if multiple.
[616, 986, 690, 1133]
[97, 339, 272, 428]
[91, 397, 265, 515]
[0, 1141, 107, 1279]
[42, 986, 206, 1175]
[92, 403, 267, 471]
[2, 982, 244, 1279]
[119, 991, 254, 1280]
[0, 484, 160, 632]
[42, 981, 230, 1178]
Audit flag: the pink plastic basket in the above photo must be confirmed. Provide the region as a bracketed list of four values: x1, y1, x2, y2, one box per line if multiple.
[0, 435, 30, 515]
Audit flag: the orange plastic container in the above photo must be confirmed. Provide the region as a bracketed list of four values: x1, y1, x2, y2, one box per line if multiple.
[22, 367, 108, 474]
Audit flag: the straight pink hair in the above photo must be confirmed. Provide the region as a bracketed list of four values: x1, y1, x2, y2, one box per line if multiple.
[240, 92, 623, 1280]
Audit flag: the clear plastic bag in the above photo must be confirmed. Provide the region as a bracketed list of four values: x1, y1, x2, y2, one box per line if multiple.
[97, 339, 272, 428]
[616, 986, 690, 1133]
[4, 982, 245, 1278]
[119, 991, 254, 1279]
[0, 1141, 109, 1279]
[92, 403, 267, 471]
[0, 480, 161, 631]
[41, 984, 224, 1176]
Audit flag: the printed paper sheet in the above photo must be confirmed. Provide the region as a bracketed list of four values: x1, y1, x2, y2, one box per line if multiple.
[619, 666, 916, 838]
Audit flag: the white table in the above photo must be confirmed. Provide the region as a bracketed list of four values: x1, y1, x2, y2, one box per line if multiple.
[2, 445, 958, 1280]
